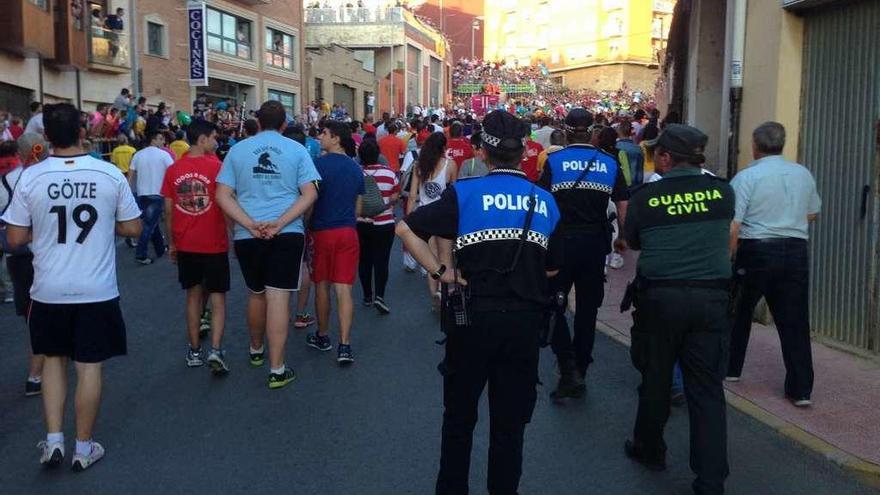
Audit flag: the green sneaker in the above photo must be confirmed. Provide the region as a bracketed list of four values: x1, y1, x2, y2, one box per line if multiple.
[268, 368, 296, 389]
[249, 349, 265, 367]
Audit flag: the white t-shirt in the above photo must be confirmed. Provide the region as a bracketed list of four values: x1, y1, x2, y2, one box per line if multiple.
[130, 146, 174, 196]
[24, 113, 44, 135]
[1, 155, 142, 303]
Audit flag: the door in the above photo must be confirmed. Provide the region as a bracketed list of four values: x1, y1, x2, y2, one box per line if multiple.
[332, 83, 355, 118]
[799, 0, 880, 353]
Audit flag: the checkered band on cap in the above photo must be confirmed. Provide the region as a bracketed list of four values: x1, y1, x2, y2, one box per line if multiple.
[481, 131, 527, 149]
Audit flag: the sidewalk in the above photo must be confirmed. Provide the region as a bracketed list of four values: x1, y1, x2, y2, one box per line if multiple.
[586, 250, 880, 486]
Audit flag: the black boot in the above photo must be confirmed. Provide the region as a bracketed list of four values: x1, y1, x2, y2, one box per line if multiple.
[550, 358, 585, 399]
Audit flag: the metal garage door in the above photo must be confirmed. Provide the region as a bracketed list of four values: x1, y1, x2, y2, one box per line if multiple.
[799, 0, 880, 353]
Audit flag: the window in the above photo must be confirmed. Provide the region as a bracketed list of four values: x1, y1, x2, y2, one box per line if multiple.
[265, 28, 294, 71]
[28, 0, 48, 10]
[429, 58, 441, 107]
[268, 90, 296, 113]
[314, 78, 324, 102]
[147, 22, 164, 56]
[207, 8, 251, 60]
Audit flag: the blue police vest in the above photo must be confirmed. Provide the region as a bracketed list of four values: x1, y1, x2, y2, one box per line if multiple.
[454, 171, 561, 251]
[545, 144, 619, 194]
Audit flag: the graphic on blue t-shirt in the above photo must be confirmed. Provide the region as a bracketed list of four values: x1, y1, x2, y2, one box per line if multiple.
[253, 152, 279, 175]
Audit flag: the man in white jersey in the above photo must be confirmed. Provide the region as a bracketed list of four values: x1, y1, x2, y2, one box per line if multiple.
[2, 103, 142, 472]
[129, 128, 173, 264]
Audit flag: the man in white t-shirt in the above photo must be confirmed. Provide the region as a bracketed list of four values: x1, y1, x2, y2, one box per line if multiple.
[128, 129, 174, 264]
[24, 102, 44, 136]
[1, 103, 142, 471]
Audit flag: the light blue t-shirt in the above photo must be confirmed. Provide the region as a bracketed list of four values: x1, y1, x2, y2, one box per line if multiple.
[217, 130, 321, 240]
[731, 154, 821, 240]
[305, 137, 321, 161]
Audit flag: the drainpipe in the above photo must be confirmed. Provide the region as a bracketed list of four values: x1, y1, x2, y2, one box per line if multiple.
[727, 0, 747, 179]
[130, 0, 140, 98]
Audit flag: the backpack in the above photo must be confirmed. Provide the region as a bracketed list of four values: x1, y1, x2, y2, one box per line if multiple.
[361, 171, 387, 218]
[0, 170, 31, 255]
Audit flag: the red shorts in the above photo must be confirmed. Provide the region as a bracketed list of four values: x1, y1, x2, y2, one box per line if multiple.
[310, 227, 359, 284]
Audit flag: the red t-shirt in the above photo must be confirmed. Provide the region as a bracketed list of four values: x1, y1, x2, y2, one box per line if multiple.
[160, 154, 229, 254]
[521, 140, 544, 182]
[446, 137, 474, 168]
[364, 123, 377, 134]
[9, 125, 24, 140]
[378, 135, 406, 173]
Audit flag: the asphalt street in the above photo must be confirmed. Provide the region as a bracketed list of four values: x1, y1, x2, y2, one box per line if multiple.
[0, 240, 876, 494]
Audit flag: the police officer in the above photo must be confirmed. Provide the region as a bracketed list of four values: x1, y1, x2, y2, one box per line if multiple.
[622, 124, 733, 495]
[538, 108, 629, 399]
[396, 110, 562, 494]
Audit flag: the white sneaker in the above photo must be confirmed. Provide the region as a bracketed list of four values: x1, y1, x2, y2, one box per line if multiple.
[207, 349, 229, 376]
[792, 398, 812, 407]
[71, 441, 105, 472]
[724, 376, 741, 383]
[608, 253, 625, 270]
[37, 440, 64, 467]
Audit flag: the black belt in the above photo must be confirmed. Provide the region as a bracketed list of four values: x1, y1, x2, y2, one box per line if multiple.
[739, 238, 807, 245]
[639, 278, 731, 290]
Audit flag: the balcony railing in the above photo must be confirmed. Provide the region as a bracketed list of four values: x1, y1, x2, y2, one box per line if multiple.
[88, 26, 130, 68]
[304, 6, 404, 24]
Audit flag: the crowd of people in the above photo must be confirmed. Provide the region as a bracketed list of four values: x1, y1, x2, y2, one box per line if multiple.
[1, 89, 821, 495]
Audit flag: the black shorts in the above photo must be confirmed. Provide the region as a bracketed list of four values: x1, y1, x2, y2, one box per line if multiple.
[6, 253, 34, 317]
[177, 252, 230, 292]
[234, 232, 304, 292]
[28, 298, 127, 363]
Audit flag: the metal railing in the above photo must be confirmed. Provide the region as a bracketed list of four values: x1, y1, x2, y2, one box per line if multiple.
[88, 26, 131, 68]
[304, 6, 404, 24]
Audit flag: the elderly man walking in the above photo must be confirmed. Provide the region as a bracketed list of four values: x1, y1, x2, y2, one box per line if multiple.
[727, 122, 821, 407]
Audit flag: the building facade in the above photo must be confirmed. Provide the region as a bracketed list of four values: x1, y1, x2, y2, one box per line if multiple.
[303, 45, 375, 121]
[304, 3, 453, 116]
[137, 0, 305, 116]
[662, 0, 880, 355]
[0, 0, 133, 115]
[482, 0, 674, 91]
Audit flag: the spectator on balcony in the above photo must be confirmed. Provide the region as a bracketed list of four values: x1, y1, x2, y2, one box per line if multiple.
[105, 8, 124, 59]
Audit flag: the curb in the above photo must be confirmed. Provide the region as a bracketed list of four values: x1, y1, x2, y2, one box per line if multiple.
[595, 320, 880, 489]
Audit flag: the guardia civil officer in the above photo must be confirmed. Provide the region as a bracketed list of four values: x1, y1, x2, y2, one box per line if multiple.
[623, 124, 733, 495]
[396, 110, 562, 494]
[538, 108, 629, 399]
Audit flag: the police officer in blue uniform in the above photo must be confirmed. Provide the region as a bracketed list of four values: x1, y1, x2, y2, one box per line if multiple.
[538, 108, 629, 399]
[396, 110, 562, 494]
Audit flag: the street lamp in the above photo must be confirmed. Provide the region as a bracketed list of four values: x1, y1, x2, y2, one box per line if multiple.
[471, 17, 482, 59]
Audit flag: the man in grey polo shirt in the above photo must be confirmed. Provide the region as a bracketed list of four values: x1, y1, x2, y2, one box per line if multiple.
[727, 122, 821, 407]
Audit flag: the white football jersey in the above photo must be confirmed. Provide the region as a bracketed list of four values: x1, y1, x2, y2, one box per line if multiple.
[1, 155, 141, 304]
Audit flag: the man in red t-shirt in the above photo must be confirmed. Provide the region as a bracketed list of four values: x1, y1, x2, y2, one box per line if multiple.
[378, 121, 407, 173]
[445, 122, 473, 168]
[520, 136, 544, 182]
[161, 120, 232, 375]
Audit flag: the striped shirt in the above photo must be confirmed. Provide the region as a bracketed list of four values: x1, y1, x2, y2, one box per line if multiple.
[359, 164, 400, 225]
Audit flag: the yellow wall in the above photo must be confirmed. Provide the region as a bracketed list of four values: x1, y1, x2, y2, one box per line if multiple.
[738, 0, 804, 169]
[483, 0, 673, 70]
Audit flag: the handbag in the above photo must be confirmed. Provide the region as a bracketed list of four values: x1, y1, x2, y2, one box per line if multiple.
[361, 171, 386, 218]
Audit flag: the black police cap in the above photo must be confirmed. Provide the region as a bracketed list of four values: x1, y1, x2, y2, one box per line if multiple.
[481, 110, 529, 151]
[564, 108, 593, 131]
[644, 124, 708, 162]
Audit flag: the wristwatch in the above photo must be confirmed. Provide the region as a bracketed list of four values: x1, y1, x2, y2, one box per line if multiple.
[430, 264, 447, 280]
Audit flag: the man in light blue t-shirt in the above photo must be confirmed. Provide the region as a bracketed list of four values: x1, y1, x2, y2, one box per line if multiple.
[216, 100, 320, 390]
[728, 121, 821, 407]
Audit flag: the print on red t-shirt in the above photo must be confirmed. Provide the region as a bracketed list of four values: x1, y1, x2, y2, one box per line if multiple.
[160, 154, 229, 254]
[446, 137, 474, 168]
[521, 140, 544, 182]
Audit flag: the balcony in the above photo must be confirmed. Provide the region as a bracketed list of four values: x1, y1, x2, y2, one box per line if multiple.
[88, 26, 130, 72]
[653, 0, 675, 14]
[304, 6, 404, 25]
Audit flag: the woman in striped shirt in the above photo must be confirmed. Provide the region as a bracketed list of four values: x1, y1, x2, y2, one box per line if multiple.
[356, 140, 401, 315]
